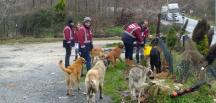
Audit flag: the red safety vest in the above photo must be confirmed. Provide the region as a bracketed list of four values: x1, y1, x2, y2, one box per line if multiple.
[124, 23, 143, 43]
[63, 26, 73, 41]
[78, 26, 93, 48]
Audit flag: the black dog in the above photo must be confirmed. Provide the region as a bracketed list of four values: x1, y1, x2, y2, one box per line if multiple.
[150, 46, 161, 73]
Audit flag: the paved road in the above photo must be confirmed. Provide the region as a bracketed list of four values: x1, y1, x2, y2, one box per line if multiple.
[0, 40, 120, 103]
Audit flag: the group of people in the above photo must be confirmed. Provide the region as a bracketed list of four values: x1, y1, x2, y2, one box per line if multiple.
[63, 17, 93, 76]
[122, 20, 162, 73]
[62, 17, 162, 74]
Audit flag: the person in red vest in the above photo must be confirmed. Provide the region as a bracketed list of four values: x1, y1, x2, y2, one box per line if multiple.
[74, 22, 82, 60]
[77, 17, 93, 72]
[136, 20, 150, 63]
[122, 21, 144, 65]
[63, 18, 76, 67]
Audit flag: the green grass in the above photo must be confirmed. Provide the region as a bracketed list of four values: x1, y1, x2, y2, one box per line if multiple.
[105, 26, 123, 37]
[101, 51, 215, 103]
[103, 61, 128, 103]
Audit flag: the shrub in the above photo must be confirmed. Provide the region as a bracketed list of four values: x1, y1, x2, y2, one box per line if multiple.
[196, 35, 209, 56]
[18, 0, 66, 37]
[30, 9, 65, 37]
[166, 27, 177, 51]
[149, 24, 157, 35]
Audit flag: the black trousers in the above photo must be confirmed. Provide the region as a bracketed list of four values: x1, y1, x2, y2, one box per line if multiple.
[124, 43, 134, 60]
[65, 45, 71, 68]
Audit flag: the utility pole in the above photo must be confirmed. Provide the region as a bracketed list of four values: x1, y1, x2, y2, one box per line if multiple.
[156, 13, 161, 37]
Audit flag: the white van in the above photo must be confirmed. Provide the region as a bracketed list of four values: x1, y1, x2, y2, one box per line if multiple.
[161, 3, 181, 21]
[167, 3, 180, 21]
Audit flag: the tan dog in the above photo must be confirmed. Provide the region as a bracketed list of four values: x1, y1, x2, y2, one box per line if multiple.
[106, 44, 124, 67]
[58, 57, 85, 96]
[90, 47, 104, 64]
[128, 65, 154, 103]
[85, 54, 107, 103]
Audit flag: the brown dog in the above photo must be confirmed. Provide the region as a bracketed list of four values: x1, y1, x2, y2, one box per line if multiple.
[85, 53, 107, 103]
[58, 57, 85, 96]
[106, 44, 124, 67]
[90, 47, 104, 64]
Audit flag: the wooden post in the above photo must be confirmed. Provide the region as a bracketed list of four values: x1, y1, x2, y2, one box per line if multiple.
[156, 13, 161, 37]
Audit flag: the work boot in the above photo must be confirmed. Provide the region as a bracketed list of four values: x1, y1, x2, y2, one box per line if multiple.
[136, 54, 140, 64]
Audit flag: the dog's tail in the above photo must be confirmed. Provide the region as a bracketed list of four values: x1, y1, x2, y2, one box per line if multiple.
[58, 60, 71, 74]
[88, 80, 97, 97]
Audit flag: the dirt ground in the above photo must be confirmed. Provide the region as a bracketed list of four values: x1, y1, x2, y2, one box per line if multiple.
[0, 40, 120, 103]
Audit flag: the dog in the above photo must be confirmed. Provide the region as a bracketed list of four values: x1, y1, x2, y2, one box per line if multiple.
[128, 65, 154, 103]
[90, 47, 104, 64]
[106, 43, 124, 67]
[150, 46, 161, 73]
[85, 53, 107, 103]
[58, 57, 85, 96]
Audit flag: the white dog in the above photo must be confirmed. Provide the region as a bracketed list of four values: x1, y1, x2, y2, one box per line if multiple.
[85, 54, 107, 103]
[128, 65, 154, 103]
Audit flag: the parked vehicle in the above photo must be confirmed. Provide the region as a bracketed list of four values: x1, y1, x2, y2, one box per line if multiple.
[161, 3, 181, 22]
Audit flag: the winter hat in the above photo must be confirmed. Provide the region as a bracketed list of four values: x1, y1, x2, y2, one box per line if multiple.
[83, 17, 91, 22]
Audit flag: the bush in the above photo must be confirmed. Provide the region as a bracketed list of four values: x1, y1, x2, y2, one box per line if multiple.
[196, 35, 209, 56]
[31, 9, 65, 37]
[166, 27, 177, 51]
[149, 24, 157, 35]
[18, 0, 66, 37]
